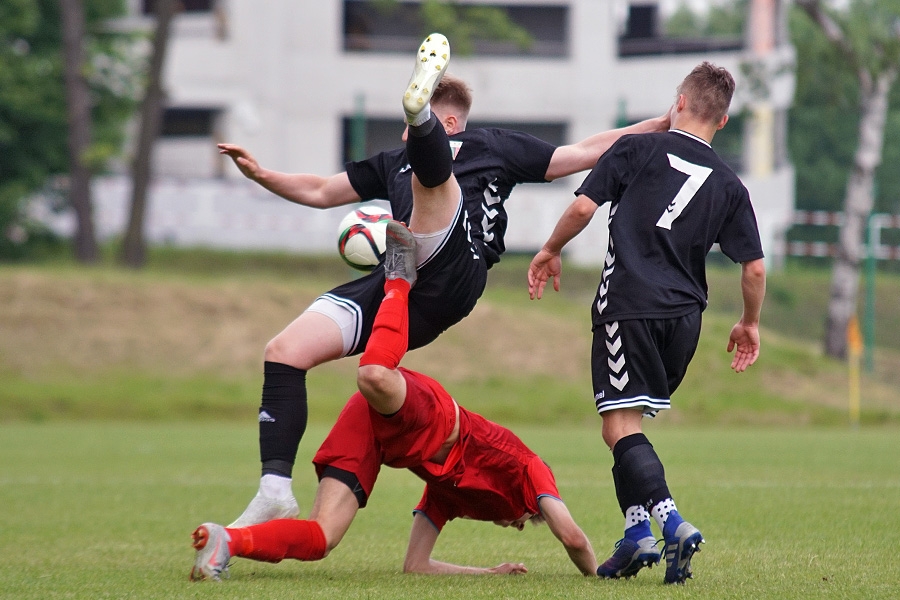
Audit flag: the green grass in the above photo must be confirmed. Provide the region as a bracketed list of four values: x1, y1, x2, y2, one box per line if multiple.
[1, 422, 898, 599]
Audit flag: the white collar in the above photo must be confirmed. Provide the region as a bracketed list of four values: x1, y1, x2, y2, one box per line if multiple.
[669, 128, 711, 148]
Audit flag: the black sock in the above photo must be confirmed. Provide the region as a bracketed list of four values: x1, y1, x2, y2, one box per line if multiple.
[611, 433, 671, 512]
[258, 361, 308, 478]
[407, 113, 452, 188]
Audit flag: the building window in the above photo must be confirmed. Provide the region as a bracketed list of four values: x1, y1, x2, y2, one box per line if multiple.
[156, 107, 224, 178]
[341, 116, 566, 165]
[617, 2, 744, 57]
[343, 1, 568, 57]
[161, 107, 218, 137]
[142, 0, 214, 13]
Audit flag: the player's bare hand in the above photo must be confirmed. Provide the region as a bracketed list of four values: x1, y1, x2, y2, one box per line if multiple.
[528, 249, 561, 300]
[217, 143, 261, 181]
[727, 322, 760, 372]
[488, 562, 528, 575]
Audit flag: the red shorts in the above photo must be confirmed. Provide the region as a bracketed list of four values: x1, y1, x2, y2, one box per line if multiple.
[313, 368, 457, 498]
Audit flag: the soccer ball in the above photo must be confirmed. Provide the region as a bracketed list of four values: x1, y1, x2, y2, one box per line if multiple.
[337, 206, 393, 271]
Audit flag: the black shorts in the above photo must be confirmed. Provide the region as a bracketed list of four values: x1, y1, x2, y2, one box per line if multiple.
[591, 310, 702, 415]
[316, 203, 488, 355]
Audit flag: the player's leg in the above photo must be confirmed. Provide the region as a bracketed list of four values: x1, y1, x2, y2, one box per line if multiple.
[597, 409, 665, 579]
[189, 478, 358, 581]
[655, 311, 704, 584]
[593, 317, 703, 583]
[402, 33, 461, 235]
[228, 311, 345, 528]
[357, 221, 417, 415]
[591, 322, 662, 579]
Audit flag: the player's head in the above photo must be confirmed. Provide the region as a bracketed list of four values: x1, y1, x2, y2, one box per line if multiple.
[675, 62, 734, 126]
[431, 74, 472, 132]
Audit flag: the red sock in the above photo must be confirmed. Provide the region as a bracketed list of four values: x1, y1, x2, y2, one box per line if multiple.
[226, 519, 327, 563]
[359, 278, 410, 369]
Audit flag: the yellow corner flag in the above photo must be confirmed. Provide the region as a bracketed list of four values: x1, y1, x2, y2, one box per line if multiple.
[847, 316, 862, 427]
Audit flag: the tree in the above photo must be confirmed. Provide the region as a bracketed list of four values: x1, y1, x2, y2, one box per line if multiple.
[119, 0, 179, 268]
[61, 0, 99, 263]
[0, 0, 133, 261]
[795, 0, 900, 358]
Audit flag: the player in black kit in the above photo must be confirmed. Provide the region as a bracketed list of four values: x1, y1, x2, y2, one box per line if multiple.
[528, 62, 766, 584]
[215, 33, 669, 528]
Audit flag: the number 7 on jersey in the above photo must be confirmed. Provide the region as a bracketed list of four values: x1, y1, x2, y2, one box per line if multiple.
[656, 154, 712, 230]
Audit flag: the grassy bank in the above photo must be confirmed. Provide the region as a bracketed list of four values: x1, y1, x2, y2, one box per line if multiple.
[1, 250, 899, 425]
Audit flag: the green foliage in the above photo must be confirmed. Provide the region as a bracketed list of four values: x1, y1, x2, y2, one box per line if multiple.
[664, 0, 747, 38]
[420, 1, 531, 55]
[789, 8, 859, 212]
[839, 0, 900, 75]
[0, 0, 133, 260]
[789, 1, 900, 215]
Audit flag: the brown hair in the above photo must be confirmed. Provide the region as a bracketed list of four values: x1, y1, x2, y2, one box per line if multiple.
[432, 74, 473, 121]
[677, 62, 735, 124]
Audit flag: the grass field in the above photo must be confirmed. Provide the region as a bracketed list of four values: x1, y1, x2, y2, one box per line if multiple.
[1, 422, 898, 599]
[2, 252, 900, 598]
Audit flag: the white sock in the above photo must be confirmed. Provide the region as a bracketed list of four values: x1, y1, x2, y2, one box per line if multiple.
[624, 505, 651, 530]
[259, 473, 293, 500]
[408, 103, 432, 127]
[651, 498, 678, 531]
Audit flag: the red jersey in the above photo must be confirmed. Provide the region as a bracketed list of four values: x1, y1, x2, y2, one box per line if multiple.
[313, 368, 560, 528]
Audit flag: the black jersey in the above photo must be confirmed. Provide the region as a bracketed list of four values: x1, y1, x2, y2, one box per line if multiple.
[346, 128, 556, 267]
[576, 130, 764, 325]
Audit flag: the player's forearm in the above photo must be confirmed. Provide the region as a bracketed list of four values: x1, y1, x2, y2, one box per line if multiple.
[620, 113, 670, 134]
[564, 542, 599, 576]
[253, 170, 359, 209]
[403, 559, 496, 575]
[542, 196, 596, 254]
[739, 258, 766, 325]
[549, 115, 669, 179]
[252, 170, 328, 207]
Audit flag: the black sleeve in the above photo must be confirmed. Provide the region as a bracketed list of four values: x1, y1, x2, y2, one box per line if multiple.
[345, 150, 398, 200]
[575, 136, 636, 206]
[493, 129, 557, 183]
[717, 186, 765, 263]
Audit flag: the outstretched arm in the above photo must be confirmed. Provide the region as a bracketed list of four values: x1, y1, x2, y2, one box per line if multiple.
[544, 114, 669, 181]
[528, 195, 598, 299]
[538, 496, 598, 576]
[403, 513, 528, 575]
[218, 143, 361, 209]
[727, 258, 766, 372]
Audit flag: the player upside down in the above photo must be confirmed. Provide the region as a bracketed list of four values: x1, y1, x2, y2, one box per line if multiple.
[190, 221, 605, 580]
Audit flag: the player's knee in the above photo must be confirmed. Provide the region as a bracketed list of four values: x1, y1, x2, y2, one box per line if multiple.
[264, 334, 291, 363]
[357, 364, 392, 398]
[264, 332, 318, 369]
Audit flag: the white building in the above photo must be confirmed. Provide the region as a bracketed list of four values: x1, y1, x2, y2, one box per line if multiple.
[74, 0, 795, 265]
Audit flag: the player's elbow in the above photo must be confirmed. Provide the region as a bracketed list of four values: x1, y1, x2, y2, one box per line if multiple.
[562, 531, 592, 555]
[742, 258, 766, 282]
[567, 195, 599, 226]
[553, 522, 592, 556]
